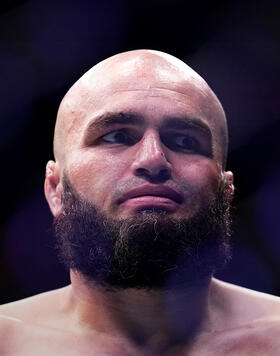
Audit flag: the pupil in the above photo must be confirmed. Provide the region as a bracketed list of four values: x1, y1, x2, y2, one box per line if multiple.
[116, 132, 125, 142]
[182, 137, 193, 148]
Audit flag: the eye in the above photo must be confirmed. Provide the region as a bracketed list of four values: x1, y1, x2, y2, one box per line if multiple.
[174, 135, 198, 150]
[162, 133, 199, 152]
[100, 130, 135, 145]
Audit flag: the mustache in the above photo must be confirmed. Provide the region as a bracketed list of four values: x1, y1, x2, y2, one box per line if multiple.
[110, 177, 192, 203]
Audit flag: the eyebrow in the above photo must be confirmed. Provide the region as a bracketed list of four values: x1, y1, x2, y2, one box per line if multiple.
[84, 111, 212, 142]
[87, 112, 144, 130]
[163, 117, 212, 138]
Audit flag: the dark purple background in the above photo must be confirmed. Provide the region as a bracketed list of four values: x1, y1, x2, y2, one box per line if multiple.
[1, 0, 280, 303]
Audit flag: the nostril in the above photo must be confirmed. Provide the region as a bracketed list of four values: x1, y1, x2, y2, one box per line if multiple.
[135, 168, 147, 176]
[135, 166, 171, 183]
[159, 168, 170, 177]
[135, 167, 170, 176]
[150, 169, 171, 183]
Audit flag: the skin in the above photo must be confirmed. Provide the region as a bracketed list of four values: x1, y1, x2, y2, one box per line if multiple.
[1, 50, 280, 355]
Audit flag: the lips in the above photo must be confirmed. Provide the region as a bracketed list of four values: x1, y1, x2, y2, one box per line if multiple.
[117, 185, 184, 205]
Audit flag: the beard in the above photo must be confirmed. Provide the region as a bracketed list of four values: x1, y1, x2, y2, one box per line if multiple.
[54, 175, 232, 291]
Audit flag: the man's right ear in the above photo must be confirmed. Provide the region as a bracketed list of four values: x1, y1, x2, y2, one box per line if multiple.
[44, 160, 63, 217]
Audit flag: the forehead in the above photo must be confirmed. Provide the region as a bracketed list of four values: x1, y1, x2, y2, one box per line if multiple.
[64, 64, 217, 128]
[85, 92, 212, 138]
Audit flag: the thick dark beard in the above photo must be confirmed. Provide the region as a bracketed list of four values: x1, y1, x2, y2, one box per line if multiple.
[54, 175, 232, 291]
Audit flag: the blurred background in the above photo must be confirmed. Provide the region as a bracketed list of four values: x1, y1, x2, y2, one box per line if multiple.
[1, 0, 280, 303]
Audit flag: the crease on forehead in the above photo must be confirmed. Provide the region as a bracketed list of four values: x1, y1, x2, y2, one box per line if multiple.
[54, 50, 228, 167]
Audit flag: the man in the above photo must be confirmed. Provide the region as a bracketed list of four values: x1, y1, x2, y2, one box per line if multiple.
[1, 49, 280, 355]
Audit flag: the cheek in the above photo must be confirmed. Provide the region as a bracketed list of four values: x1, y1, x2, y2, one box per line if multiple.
[66, 150, 129, 205]
[178, 158, 221, 200]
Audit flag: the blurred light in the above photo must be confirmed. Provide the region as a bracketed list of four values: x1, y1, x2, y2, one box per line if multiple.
[255, 166, 280, 261]
[188, 23, 279, 153]
[4, 189, 68, 295]
[0, 45, 37, 148]
[216, 242, 273, 294]
[20, 0, 128, 90]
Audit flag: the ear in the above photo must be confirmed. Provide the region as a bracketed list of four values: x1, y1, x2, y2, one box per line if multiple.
[223, 170, 234, 201]
[44, 160, 63, 217]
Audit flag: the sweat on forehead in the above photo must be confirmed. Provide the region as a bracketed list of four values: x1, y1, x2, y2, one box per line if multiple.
[53, 49, 228, 167]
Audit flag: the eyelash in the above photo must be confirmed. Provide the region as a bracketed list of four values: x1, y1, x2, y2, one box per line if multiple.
[100, 129, 138, 146]
[100, 129, 202, 153]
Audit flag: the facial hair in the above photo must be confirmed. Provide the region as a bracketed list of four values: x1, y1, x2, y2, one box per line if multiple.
[54, 175, 232, 291]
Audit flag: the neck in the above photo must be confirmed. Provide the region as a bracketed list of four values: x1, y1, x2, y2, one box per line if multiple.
[69, 270, 213, 352]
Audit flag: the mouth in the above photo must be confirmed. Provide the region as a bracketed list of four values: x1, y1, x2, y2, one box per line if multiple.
[117, 185, 184, 212]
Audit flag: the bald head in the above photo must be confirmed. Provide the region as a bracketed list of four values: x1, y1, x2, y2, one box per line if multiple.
[54, 49, 228, 168]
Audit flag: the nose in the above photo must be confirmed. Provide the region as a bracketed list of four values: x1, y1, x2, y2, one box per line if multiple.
[131, 130, 172, 182]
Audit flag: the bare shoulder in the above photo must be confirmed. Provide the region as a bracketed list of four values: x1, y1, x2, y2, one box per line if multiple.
[0, 285, 71, 326]
[0, 313, 26, 354]
[203, 280, 280, 354]
[203, 317, 280, 355]
[0, 287, 71, 355]
[211, 278, 280, 337]
[212, 278, 280, 316]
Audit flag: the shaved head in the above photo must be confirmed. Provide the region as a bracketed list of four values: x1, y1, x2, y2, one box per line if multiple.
[53, 49, 228, 168]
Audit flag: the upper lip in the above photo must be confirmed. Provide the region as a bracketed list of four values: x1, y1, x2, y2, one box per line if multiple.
[117, 185, 184, 204]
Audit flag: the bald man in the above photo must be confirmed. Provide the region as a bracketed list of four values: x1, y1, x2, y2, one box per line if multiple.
[1, 50, 280, 355]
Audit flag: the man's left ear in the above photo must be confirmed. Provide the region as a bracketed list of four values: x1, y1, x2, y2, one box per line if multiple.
[223, 171, 234, 201]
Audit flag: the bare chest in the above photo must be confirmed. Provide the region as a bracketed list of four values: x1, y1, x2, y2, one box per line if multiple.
[3, 325, 280, 356]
